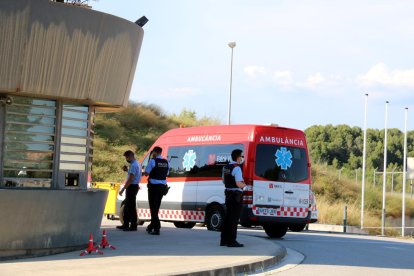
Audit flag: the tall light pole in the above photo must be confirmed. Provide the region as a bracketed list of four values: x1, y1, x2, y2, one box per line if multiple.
[227, 41, 236, 125]
[381, 101, 389, 236]
[361, 93, 368, 229]
[402, 107, 408, 237]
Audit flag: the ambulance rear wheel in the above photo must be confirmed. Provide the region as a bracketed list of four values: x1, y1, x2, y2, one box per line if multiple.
[119, 204, 124, 225]
[289, 224, 306, 232]
[263, 224, 288, 238]
[206, 205, 224, 231]
[173, 222, 196, 229]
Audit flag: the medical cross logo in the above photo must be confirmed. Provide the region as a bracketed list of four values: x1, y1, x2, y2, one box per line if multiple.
[183, 149, 197, 171]
[275, 147, 293, 170]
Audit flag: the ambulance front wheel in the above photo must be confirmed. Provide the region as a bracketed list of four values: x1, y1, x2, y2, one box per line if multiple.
[206, 205, 224, 231]
[263, 224, 288, 238]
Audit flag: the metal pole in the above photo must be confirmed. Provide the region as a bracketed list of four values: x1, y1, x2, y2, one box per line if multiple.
[227, 42, 236, 125]
[361, 94, 368, 229]
[343, 205, 347, 233]
[381, 101, 389, 236]
[402, 107, 408, 237]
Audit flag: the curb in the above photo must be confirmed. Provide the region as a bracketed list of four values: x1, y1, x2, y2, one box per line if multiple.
[174, 243, 287, 276]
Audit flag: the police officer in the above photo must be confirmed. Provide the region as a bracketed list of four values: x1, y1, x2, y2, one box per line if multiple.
[117, 150, 141, 231]
[220, 149, 246, 247]
[144, 146, 169, 235]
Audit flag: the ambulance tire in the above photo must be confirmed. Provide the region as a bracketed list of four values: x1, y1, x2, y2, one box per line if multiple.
[173, 222, 196, 229]
[206, 205, 224, 231]
[119, 204, 124, 225]
[263, 224, 288, 238]
[289, 224, 306, 232]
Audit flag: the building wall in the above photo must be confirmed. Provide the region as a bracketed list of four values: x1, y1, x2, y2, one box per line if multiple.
[0, 0, 143, 108]
[0, 0, 144, 258]
[0, 188, 107, 259]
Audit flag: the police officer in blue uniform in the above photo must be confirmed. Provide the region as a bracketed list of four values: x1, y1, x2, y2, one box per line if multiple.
[144, 146, 169, 235]
[220, 149, 247, 247]
[117, 150, 141, 231]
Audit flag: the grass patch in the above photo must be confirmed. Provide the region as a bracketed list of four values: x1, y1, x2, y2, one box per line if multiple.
[312, 163, 414, 236]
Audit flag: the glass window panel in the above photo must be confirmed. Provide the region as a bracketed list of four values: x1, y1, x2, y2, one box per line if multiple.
[5, 134, 54, 142]
[4, 151, 53, 161]
[61, 145, 86, 154]
[63, 105, 88, 112]
[4, 161, 53, 170]
[5, 142, 54, 151]
[6, 124, 55, 134]
[2, 178, 52, 188]
[2, 169, 52, 179]
[62, 110, 88, 120]
[167, 144, 244, 178]
[13, 97, 55, 107]
[62, 127, 87, 137]
[59, 162, 85, 171]
[61, 136, 86, 145]
[7, 106, 56, 116]
[62, 119, 87, 129]
[29, 106, 56, 116]
[255, 145, 308, 183]
[60, 154, 85, 162]
[6, 113, 55, 125]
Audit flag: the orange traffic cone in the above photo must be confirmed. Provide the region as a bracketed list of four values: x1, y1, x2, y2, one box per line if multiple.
[80, 233, 104, 256]
[98, 230, 116, 250]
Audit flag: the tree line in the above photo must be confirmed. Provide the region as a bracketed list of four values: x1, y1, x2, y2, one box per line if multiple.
[304, 124, 414, 171]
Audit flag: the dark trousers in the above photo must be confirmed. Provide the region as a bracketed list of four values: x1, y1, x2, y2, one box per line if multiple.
[123, 185, 139, 228]
[221, 190, 243, 244]
[147, 183, 165, 232]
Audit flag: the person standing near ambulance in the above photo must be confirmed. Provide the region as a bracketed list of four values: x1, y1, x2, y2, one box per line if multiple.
[118, 150, 141, 231]
[220, 149, 247, 247]
[144, 146, 169, 235]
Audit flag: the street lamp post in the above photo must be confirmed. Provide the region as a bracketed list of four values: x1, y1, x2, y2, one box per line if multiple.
[227, 41, 236, 125]
[381, 101, 389, 236]
[361, 93, 368, 229]
[402, 107, 408, 237]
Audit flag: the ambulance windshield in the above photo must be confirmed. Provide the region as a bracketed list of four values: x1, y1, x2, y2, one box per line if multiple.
[255, 144, 308, 182]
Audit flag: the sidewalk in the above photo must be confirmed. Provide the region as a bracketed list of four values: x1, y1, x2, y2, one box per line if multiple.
[0, 218, 286, 276]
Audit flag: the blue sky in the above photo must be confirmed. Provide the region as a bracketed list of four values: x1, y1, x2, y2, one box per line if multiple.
[92, 0, 414, 131]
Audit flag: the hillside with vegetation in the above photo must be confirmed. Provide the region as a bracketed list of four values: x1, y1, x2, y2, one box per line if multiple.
[93, 102, 414, 235]
[93, 102, 220, 182]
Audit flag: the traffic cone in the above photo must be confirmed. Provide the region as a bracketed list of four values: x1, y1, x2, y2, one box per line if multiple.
[80, 233, 103, 256]
[98, 230, 116, 250]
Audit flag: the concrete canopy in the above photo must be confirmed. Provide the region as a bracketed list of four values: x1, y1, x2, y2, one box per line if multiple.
[0, 0, 144, 108]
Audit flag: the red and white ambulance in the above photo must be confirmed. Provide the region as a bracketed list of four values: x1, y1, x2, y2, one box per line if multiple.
[137, 124, 316, 238]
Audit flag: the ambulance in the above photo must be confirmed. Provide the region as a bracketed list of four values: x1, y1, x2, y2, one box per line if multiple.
[137, 124, 316, 238]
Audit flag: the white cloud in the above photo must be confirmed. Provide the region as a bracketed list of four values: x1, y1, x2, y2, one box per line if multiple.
[273, 70, 293, 87]
[359, 63, 414, 87]
[244, 65, 266, 77]
[303, 73, 326, 89]
[169, 87, 200, 97]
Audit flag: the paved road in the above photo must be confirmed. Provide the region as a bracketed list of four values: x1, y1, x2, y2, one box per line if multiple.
[241, 228, 414, 276]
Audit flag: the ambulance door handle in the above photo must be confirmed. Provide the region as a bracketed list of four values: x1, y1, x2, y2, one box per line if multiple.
[285, 191, 293, 194]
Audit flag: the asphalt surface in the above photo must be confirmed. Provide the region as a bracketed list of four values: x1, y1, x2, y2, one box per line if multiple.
[0, 218, 286, 276]
[239, 228, 414, 276]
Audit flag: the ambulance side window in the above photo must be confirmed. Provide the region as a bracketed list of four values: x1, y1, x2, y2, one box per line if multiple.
[168, 146, 200, 177]
[167, 144, 244, 178]
[141, 153, 150, 171]
[197, 144, 244, 177]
